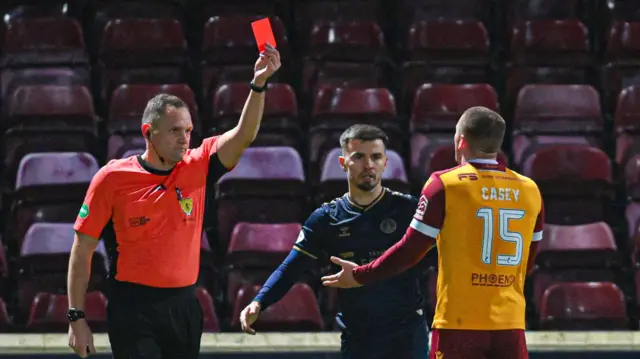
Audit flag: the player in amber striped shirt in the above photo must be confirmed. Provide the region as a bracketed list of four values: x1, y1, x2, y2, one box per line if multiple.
[322, 107, 544, 359]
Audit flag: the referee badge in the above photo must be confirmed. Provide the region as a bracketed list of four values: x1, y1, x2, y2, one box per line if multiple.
[380, 218, 397, 234]
[179, 198, 193, 216]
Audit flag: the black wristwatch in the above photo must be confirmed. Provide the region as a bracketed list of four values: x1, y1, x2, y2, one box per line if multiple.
[250, 80, 267, 93]
[67, 308, 86, 322]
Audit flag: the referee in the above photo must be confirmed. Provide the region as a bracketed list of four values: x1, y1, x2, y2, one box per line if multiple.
[67, 44, 281, 358]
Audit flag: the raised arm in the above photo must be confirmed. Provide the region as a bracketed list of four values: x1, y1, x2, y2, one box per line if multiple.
[216, 43, 281, 169]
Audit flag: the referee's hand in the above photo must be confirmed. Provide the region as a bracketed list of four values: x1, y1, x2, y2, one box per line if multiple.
[240, 301, 261, 335]
[68, 320, 95, 358]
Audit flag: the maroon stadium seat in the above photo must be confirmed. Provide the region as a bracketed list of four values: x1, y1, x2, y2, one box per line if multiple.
[505, 0, 584, 27]
[514, 84, 602, 134]
[0, 67, 90, 105]
[309, 87, 400, 180]
[98, 19, 188, 102]
[210, 82, 299, 146]
[301, 61, 386, 101]
[3, 84, 97, 133]
[614, 85, 640, 133]
[404, 20, 490, 65]
[409, 135, 508, 187]
[536, 222, 619, 269]
[230, 283, 324, 332]
[531, 268, 617, 310]
[216, 147, 306, 249]
[225, 269, 273, 307]
[1, 3, 68, 22]
[19, 223, 108, 316]
[396, 0, 492, 30]
[201, 15, 289, 66]
[539, 282, 628, 330]
[511, 135, 599, 169]
[107, 134, 145, 160]
[317, 148, 410, 203]
[0, 17, 88, 68]
[521, 145, 612, 224]
[108, 83, 199, 135]
[195, 287, 220, 333]
[603, 0, 640, 23]
[510, 20, 590, 66]
[227, 222, 302, 268]
[294, 1, 379, 42]
[410, 83, 499, 132]
[27, 291, 107, 332]
[621, 153, 640, 199]
[601, 22, 640, 110]
[305, 20, 386, 62]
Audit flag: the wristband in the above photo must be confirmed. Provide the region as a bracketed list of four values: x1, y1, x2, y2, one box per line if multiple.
[250, 80, 267, 93]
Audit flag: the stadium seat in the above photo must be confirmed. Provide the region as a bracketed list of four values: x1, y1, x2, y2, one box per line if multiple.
[409, 83, 499, 132]
[98, 18, 188, 102]
[317, 148, 410, 204]
[404, 20, 490, 65]
[0, 17, 88, 68]
[230, 283, 324, 332]
[107, 134, 145, 160]
[505, 0, 585, 27]
[19, 223, 108, 316]
[6, 152, 98, 250]
[510, 20, 590, 66]
[301, 61, 387, 102]
[536, 222, 620, 269]
[201, 15, 289, 66]
[108, 83, 199, 135]
[521, 145, 612, 224]
[195, 287, 220, 333]
[305, 20, 386, 62]
[225, 269, 273, 308]
[1, 3, 68, 22]
[539, 282, 629, 330]
[409, 136, 508, 188]
[215, 146, 307, 249]
[309, 87, 401, 181]
[3, 84, 97, 132]
[531, 269, 617, 309]
[27, 291, 108, 332]
[614, 85, 640, 133]
[294, 1, 379, 43]
[513, 84, 602, 134]
[511, 135, 599, 169]
[226, 222, 302, 269]
[396, 0, 492, 33]
[601, 22, 640, 111]
[210, 82, 299, 146]
[0, 67, 90, 106]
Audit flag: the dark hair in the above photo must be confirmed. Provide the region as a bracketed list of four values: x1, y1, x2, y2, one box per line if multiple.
[141, 94, 188, 126]
[456, 106, 506, 153]
[339, 124, 389, 149]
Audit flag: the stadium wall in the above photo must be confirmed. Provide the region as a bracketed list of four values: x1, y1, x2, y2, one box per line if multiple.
[0, 332, 637, 357]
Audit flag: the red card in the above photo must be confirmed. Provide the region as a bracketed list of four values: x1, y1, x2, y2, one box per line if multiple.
[251, 18, 277, 53]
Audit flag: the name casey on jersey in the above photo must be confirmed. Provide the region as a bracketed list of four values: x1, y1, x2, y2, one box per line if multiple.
[481, 187, 519, 202]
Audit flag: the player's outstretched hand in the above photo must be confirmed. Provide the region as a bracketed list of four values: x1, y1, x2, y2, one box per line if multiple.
[321, 256, 363, 289]
[240, 301, 261, 335]
[253, 42, 281, 86]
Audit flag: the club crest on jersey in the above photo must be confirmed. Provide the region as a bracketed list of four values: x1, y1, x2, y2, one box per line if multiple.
[380, 218, 397, 234]
[435, 351, 444, 359]
[179, 198, 193, 216]
[415, 195, 428, 220]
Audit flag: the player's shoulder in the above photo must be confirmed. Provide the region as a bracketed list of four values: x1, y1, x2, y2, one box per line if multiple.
[386, 188, 418, 206]
[94, 157, 140, 183]
[505, 167, 540, 189]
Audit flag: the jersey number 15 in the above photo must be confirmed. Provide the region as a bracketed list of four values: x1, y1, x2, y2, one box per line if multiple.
[476, 208, 525, 266]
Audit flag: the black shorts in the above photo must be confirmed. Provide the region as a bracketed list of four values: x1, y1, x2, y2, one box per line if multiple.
[340, 320, 430, 359]
[106, 281, 203, 359]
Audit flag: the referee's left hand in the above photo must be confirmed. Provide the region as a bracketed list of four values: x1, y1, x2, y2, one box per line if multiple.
[321, 257, 362, 288]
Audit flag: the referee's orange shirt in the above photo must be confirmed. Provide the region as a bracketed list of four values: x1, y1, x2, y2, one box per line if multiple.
[74, 137, 230, 288]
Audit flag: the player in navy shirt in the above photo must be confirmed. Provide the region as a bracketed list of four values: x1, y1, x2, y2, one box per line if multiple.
[239, 125, 430, 359]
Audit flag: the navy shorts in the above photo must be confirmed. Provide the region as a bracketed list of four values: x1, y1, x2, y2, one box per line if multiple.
[341, 321, 430, 359]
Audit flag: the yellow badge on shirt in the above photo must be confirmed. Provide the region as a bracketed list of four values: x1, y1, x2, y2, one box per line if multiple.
[179, 198, 193, 216]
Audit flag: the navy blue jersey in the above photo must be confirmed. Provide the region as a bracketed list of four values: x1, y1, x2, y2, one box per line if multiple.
[294, 188, 426, 335]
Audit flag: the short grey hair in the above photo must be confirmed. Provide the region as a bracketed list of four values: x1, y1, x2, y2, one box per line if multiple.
[141, 94, 188, 127]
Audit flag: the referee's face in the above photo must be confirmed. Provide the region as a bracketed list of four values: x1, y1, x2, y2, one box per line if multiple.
[341, 139, 387, 192]
[154, 106, 193, 164]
